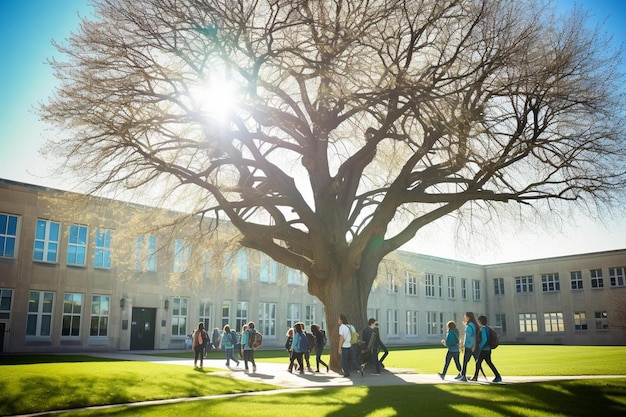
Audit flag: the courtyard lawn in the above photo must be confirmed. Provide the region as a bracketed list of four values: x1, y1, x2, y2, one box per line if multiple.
[2, 345, 625, 416]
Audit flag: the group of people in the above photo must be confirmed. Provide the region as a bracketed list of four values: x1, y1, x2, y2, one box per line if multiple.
[338, 315, 389, 377]
[438, 311, 502, 383]
[284, 322, 329, 374]
[191, 321, 259, 372]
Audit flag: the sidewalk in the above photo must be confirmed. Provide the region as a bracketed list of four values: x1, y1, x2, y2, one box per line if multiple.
[85, 351, 623, 389]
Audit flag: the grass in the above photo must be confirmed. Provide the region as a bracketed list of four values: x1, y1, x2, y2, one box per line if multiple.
[1, 346, 625, 416]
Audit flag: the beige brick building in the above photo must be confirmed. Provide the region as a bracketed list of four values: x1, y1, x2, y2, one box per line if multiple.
[1, 178, 624, 353]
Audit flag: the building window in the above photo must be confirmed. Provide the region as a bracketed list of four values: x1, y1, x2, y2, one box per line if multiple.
[573, 311, 587, 331]
[543, 312, 564, 333]
[437, 275, 443, 298]
[27, 291, 54, 336]
[425, 273, 436, 297]
[493, 278, 504, 295]
[594, 311, 608, 330]
[518, 313, 538, 333]
[287, 303, 300, 328]
[67, 224, 88, 266]
[135, 235, 157, 272]
[90, 295, 110, 337]
[171, 297, 188, 336]
[235, 301, 248, 331]
[305, 305, 316, 328]
[62, 293, 83, 337]
[287, 268, 303, 285]
[472, 280, 481, 301]
[406, 310, 418, 336]
[173, 239, 190, 273]
[0, 289, 13, 320]
[199, 299, 212, 331]
[541, 273, 560, 292]
[386, 270, 399, 294]
[447, 276, 456, 299]
[405, 271, 418, 296]
[386, 309, 398, 336]
[460, 278, 467, 300]
[590, 269, 604, 289]
[495, 313, 507, 333]
[609, 267, 625, 287]
[0, 213, 18, 258]
[258, 302, 277, 337]
[94, 228, 112, 269]
[570, 271, 583, 290]
[221, 300, 231, 329]
[235, 250, 248, 280]
[259, 253, 278, 283]
[515, 276, 534, 293]
[33, 219, 60, 263]
[427, 311, 444, 336]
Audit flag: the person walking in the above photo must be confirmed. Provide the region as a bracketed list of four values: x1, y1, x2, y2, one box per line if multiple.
[361, 318, 382, 375]
[242, 322, 258, 373]
[220, 325, 240, 367]
[192, 322, 208, 368]
[458, 312, 479, 382]
[338, 314, 363, 377]
[438, 320, 462, 380]
[311, 324, 329, 372]
[471, 315, 503, 383]
[374, 322, 389, 368]
[285, 327, 295, 370]
[289, 322, 308, 374]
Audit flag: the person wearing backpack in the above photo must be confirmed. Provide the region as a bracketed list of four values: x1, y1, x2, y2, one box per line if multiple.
[220, 325, 240, 368]
[311, 324, 329, 372]
[471, 315, 502, 383]
[288, 322, 308, 374]
[338, 314, 364, 377]
[242, 322, 258, 373]
[438, 320, 462, 380]
[192, 322, 208, 368]
[361, 318, 382, 375]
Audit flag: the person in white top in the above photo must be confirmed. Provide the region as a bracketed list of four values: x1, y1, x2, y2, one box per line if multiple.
[338, 314, 364, 377]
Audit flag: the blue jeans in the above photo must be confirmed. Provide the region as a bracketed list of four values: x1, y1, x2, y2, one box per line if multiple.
[225, 348, 238, 366]
[341, 346, 362, 376]
[369, 346, 382, 374]
[442, 350, 461, 375]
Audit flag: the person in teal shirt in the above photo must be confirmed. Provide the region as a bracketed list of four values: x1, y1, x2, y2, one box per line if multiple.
[438, 321, 462, 379]
[457, 312, 478, 381]
[471, 315, 502, 383]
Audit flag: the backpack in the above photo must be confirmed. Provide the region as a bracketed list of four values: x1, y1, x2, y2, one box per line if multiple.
[488, 326, 499, 349]
[200, 330, 209, 346]
[296, 332, 309, 352]
[248, 330, 263, 349]
[230, 332, 238, 346]
[305, 332, 316, 351]
[349, 325, 359, 344]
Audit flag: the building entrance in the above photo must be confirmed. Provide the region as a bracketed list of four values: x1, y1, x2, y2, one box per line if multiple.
[130, 308, 156, 350]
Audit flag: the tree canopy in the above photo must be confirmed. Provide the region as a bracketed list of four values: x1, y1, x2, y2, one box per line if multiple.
[40, 0, 626, 366]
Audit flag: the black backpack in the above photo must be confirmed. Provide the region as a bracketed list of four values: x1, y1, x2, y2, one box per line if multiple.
[488, 326, 499, 349]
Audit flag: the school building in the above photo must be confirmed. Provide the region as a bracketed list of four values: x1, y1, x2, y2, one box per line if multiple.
[1, 178, 624, 353]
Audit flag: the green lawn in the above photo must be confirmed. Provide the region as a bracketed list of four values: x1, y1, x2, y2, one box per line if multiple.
[1, 346, 625, 417]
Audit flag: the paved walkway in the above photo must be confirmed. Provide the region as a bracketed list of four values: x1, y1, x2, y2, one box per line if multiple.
[86, 351, 623, 388]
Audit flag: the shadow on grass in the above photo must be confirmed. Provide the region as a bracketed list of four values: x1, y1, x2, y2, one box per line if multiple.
[45, 379, 626, 417]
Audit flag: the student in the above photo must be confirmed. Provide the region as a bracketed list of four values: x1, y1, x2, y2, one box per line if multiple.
[220, 325, 240, 367]
[285, 327, 295, 370]
[242, 322, 258, 373]
[458, 312, 479, 382]
[374, 322, 389, 368]
[311, 324, 329, 372]
[361, 318, 382, 374]
[289, 322, 308, 374]
[338, 314, 364, 377]
[471, 316, 502, 383]
[192, 322, 208, 368]
[438, 321, 462, 380]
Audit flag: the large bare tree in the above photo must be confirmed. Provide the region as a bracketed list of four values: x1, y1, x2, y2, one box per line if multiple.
[40, 0, 625, 367]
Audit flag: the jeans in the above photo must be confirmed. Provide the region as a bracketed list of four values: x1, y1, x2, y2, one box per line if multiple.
[369, 346, 382, 373]
[442, 350, 461, 376]
[243, 349, 256, 370]
[461, 347, 476, 376]
[225, 347, 238, 366]
[473, 349, 501, 379]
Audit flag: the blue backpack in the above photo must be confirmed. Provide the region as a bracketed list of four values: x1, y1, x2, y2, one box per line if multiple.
[296, 332, 309, 352]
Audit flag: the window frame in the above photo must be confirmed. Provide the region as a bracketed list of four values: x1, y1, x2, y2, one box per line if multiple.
[94, 228, 113, 269]
[90, 295, 110, 337]
[33, 219, 60, 263]
[67, 224, 88, 267]
[62, 293, 83, 337]
[0, 213, 19, 259]
[26, 291, 54, 337]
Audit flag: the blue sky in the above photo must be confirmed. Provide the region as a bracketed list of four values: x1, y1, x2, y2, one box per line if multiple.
[0, 0, 624, 263]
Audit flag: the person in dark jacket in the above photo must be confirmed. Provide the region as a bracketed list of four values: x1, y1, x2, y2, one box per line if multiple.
[360, 318, 382, 374]
[311, 324, 329, 372]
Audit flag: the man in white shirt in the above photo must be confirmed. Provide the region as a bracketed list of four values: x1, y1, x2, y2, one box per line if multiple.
[338, 314, 364, 377]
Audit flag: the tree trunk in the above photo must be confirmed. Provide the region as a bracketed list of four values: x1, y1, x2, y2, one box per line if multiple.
[310, 270, 370, 372]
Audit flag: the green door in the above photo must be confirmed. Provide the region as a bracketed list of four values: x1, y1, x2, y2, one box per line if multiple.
[130, 308, 156, 350]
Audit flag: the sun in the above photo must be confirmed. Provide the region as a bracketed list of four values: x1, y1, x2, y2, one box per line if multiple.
[189, 74, 239, 124]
